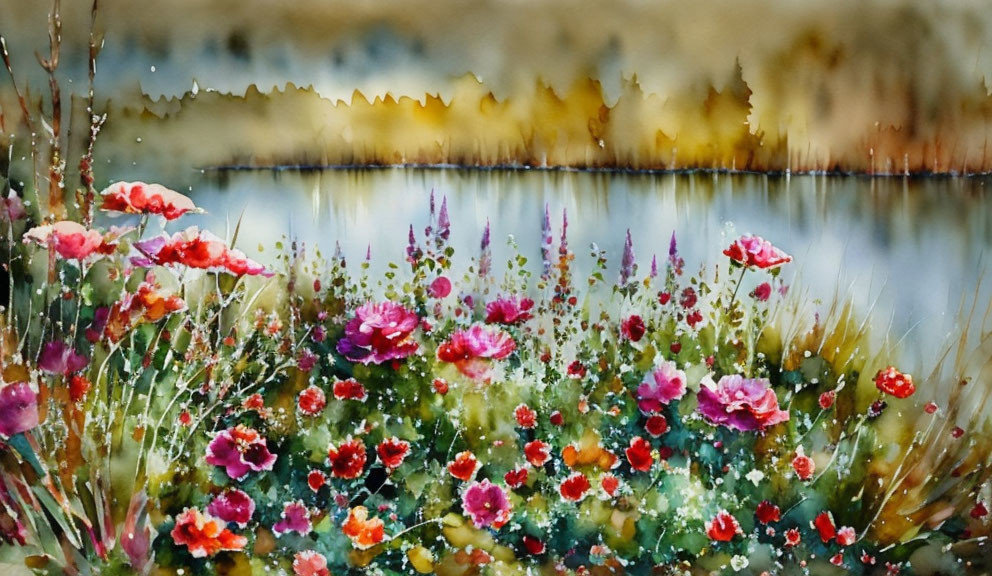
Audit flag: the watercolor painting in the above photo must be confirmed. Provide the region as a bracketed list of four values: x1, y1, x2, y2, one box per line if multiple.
[1, 1, 991, 575]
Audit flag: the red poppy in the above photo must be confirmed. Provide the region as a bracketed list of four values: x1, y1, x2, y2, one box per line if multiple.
[376, 437, 410, 470]
[971, 501, 989, 518]
[100, 181, 198, 220]
[432, 378, 449, 395]
[625, 436, 653, 472]
[755, 500, 781, 524]
[307, 470, 326, 492]
[521, 535, 546, 555]
[621, 315, 646, 342]
[645, 415, 668, 437]
[133, 227, 270, 276]
[69, 375, 91, 403]
[813, 511, 837, 543]
[601, 473, 620, 497]
[514, 404, 537, 428]
[298, 386, 326, 416]
[549, 411, 564, 426]
[504, 467, 528, 489]
[333, 379, 367, 402]
[559, 473, 591, 501]
[524, 440, 551, 467]
[836, 526, 856, 546]
[567, 361, 587, 379]
[819, 390, 836, 409]
[447, 451, 479, 481]
[874, 367, 915, 399]
[705, 510, 741, 542]
[327, 438, 367, 479]
[792, 451, 815, 481]
[784, 528, 801, 547]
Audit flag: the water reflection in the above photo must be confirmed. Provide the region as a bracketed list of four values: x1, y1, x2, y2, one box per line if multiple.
[160, 169, 991, 364]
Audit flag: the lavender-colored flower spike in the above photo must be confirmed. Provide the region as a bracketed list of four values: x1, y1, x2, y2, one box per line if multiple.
[429, 189, 436, 219]
[438, 196, 451, 241]
[406, 225, 422, 264]
[541, 203, 553, 278]
[333, 241, 345, 263]
[479, 219, 492, 278]
[669, 231, 678, 257]
[620, 229, 636, 285]
[650, 254, 658, 278]
[366, 243, 372, 262]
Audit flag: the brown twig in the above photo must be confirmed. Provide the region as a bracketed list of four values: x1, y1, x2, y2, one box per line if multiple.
[36, 0, 64, 218]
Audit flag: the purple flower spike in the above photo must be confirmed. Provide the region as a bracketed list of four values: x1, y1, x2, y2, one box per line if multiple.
[541, 203, 553, 278]
[438, 196, 450, 241]
[479, 219, 492, 278]
[619, 229, 636, 285]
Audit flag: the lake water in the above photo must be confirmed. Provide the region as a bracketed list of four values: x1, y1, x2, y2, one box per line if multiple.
[164, 168, 991, 367]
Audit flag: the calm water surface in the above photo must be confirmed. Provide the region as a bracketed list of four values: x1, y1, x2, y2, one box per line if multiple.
[155, 169, 991, 366]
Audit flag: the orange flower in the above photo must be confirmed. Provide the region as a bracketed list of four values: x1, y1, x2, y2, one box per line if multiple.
[170, 508, 246, 558]
[342, 506, 385, 550]
[105, 281, 186, 342]
[447, 451, 480, 481]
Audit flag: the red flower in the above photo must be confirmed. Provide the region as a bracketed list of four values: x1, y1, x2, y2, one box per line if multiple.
[753, 282, 772, 301]
[333, 379, 367, 402]
[836, 526, 856, 546]
[755, 500, 781, 524]
[971, 501, 989, 518]
[297, 386, 326, 416]
[601, 473, 620, 497]
[341, 506, 385, 550]
[524, 440, 551, 467]
[447, 451, 479, 481]
[485, 296, 534, 325]
[327, 438, 367, 479]
[559, 472, 591, 501]
[621, 315, 646, 342]
[874, 367, 915, 399]
[567, 361, 587, 379]
[705, 510, 742, 542]
[133, 227, 270, 276]
[521, 535, 546, 555]
[819, 390, 836, 409]
[549, 411, 564, 426]
[307, 470, 326, 492]
[645, 415, 668, 437]
[69, 375, 91, 403]
[813, 511, 837, 543]
[784, 528, 801, 547]
[723, 234, 792, 270]
[100, 181, 198, 220]
[514, 404, 537, 428]
[376, 437, 410, 470]
[432, 378, 449, 395]
[792, 450, 815, 481]
[504, 467, 528, 489]
[437, 325, 516, 381]
[171, 508, 246, 558]
[624, 436, 653, 472]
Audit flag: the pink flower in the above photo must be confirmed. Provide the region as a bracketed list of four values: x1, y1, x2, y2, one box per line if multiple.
[133, 227, 271, 276]
[429, 276, 452, 298]
[485, 296, 534, 325]
[38, 341, 88, 374]
[207, 489, 255, 528]
[792, 449, 815, 481]
[461, 479, 512, 529]
[696, 375, 789, 432]
[0, 192, 25, 222]
[837, 526, 857, 546]
[100, 181, 199, 220]
[273, 501, 312, 537]
[437, 324, 516, 380]
[636, 361, 687, 413]
[293, 550, 330, 576]
[24, 221, 118, 261]
[336, 301, 419, 365]
[753, 282, 772, 301]
[0, 382, 39, 438]
[723, 235, 792, 270]
[205, 425, 277, 480]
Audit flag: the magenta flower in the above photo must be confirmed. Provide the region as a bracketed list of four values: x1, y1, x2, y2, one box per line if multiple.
[637, 361, 687, 413]
[273, 501, 312, 537]
[697, 375, 790, 432]
[461, 479, 512, 529]
[207, 489, 255, 528]
[0, 192, 25, 223]
[437, 324, 516, 380]
[23, 221, 110, 261]
[0, 382, 39, 438]
[132, 227, 271, 277]
[38, 341, 89, 374]
[485, 296, 534, 325]
[336, 301, 419, 365]
[205, 425, 277, 480]
[429, 276, 452, 299]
